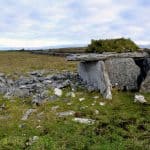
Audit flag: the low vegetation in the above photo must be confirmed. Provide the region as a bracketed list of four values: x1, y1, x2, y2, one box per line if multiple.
[0, 52, 149, 149]
[86, 38, 139, 53]
[0, 51, 77, 76]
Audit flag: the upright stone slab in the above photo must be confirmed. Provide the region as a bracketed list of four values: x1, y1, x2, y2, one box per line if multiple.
[140, 71, 150, 93]
[78, 61, 112, 99]
[105, 58, 140, 90]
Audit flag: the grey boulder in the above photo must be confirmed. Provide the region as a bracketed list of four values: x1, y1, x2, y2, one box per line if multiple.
[105, 58, 140, 90]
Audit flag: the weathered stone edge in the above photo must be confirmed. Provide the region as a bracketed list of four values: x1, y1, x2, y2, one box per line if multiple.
[67, 52, 150, 61]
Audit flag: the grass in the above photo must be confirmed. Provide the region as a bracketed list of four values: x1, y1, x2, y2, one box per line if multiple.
[0, 52, 150, 150]
[0, 51, 77, 76]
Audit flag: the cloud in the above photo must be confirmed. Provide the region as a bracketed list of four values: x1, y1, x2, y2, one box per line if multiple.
[0, 0, 149, 47]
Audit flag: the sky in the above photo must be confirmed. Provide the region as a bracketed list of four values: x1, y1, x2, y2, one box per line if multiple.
[0, 0, 150, 48]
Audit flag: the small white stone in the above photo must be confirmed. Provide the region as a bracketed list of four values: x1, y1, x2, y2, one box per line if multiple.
[95, 110, 99, 115]
[79, 98, 85, 102]
[71, 92, 76, 98]
[21, 109, 37, 121]
[99, 102, 106, 106]
[91, 103, 95, 106]
[73, 118, 95, 124]
[57, 110, 75, 117]
[67, 102, 72, 106]
[54, 88, 62, 97]
[93, 96, 99, 99]
[66, 92, 76, 98]
[134, 94, 147, 103]
[115, 83, 118, 86]
[36, 125, 41, 129]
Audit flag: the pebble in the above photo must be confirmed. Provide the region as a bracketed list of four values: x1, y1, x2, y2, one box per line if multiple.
[73, 117, 95, 124]
[79, 98, 85, 102]
[54, 88, 62, 97]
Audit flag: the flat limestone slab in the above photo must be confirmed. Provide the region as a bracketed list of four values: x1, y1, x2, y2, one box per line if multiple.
[67, 52, 149, 61]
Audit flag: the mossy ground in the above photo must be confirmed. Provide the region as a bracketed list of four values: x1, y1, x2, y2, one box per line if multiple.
[0, 52, 150, 150]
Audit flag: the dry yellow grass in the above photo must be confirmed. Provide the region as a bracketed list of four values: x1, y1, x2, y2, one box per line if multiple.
[0, 51, 77, 75]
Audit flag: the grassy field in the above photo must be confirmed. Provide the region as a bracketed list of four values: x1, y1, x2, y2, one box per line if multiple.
[0, 51, 77, 75]
[0, 52, 150, 150]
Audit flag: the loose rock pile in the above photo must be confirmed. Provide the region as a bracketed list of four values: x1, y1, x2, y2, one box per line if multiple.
[0, 71, 84, 105]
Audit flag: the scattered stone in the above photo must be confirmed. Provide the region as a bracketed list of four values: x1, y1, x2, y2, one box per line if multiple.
[54, 88, 62, 97]
[21, 109, 36, 121]
[36, 125, 42, 129]
[99, 102, 106, 106]
[19, 124, 26, 128]
[79, 98, 85, 102]
[66, 92, 76, 98]
[51, 106, 59, 111]
[80, 106, 88, 110]
[71, 92, 76, 98]
[95, 110, 99, 115]
[134, 94, 147, 103]
[26, 136, 39, 146]
[73, 117, 95, 124]
[29, 70, 46, 77]
[32, 94, 44, 106]
[0, 103, 6, 111]
[91, 103, 95, 106]
[93, 96, 99, 99]
[43, 80, 52, 85]
[67, 102, 72, 106]
[57, 110, 75, 117]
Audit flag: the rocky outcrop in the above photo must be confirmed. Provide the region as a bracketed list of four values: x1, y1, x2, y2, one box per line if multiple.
[105, 58, 140, 90]
[0, 71, 84, 105]
[78, 61, 112, 99]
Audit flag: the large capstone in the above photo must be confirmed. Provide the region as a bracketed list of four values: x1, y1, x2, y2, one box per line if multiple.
[78, 61, 112, 99]
[105, 58, 140, 90]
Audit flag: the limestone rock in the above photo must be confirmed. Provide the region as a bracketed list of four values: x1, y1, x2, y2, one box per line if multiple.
[105, 58, 140, 90]
[78, 61, 112, 99]
[57, 110, 75, 117]
[67, 52, 149, 61]
[54, 88, 62, 97]
[140, 71, 150, 93]
[134, 94, 147, 103]
[21, 109, 36, 121]
[73, 118, 95, 124]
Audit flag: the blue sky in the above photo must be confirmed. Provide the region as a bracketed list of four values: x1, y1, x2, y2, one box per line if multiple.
[0, 0, 150, 47]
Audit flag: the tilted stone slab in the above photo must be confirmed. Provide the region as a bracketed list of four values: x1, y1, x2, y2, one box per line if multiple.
[78, 61, 112, 99]
[67, 52, 149, 61]
[105, 58, 140, 90]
